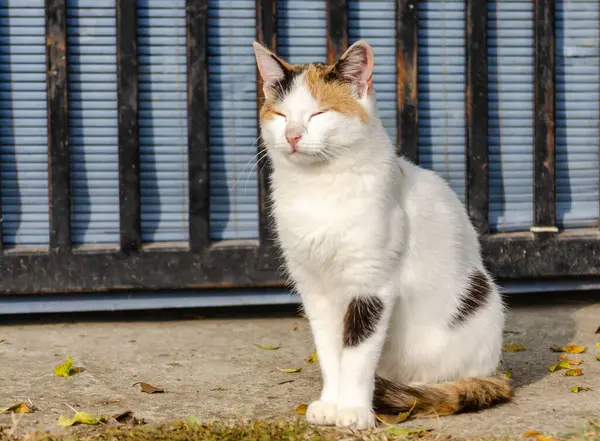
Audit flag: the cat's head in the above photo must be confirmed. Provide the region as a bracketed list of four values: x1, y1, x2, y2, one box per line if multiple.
[253, 40, 376, 166]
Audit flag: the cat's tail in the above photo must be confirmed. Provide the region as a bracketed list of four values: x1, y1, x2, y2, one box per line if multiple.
[373, 374, 512, 417]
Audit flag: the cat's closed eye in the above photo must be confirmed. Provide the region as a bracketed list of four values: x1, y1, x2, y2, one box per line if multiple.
[273, 111, 287, 121]
[309, 111, 327, 121]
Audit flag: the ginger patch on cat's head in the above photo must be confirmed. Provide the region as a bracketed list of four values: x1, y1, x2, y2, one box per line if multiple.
[254, 40, 374, 123]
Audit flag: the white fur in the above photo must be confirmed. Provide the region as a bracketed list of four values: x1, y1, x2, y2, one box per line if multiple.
[257, 49, 505, 431]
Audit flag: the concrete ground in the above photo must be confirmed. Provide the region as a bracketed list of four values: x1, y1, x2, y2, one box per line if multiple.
[1, 292, 600, 439]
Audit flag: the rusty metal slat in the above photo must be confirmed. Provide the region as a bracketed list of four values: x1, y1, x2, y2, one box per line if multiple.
[46, 0, 72, 253]
[326, 0, 348, 64]
[396, 0, 418, 163]
[466, 0, 489, 235]
[533, 0, 557, 230]
[187, 0, 210, 252]
[116, 0, 141, 252]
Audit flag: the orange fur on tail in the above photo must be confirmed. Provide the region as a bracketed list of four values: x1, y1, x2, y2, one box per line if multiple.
[373, 374, 512, 417]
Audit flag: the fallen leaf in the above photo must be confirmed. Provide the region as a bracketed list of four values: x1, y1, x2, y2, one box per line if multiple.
[571, 386, 593, 393]
[596, 342, 600, 349]
[376, 400, 417, 425]
[277, 380, 294, 385]
[551, 345, 587, 354]
[596, 356, 600, 361]
[306, 349, 318, 364]
[560, 354, 583, 365]
[596, 326, 600, 334]
[502, 344, 526, 352]
[53, 357, 82, 377]
[564, 368, 583, 377]
[504, 368, 512, 379]
[523, 430, 542, 438]
[1, 403, 34, 414]
[57, 411, 106, 427]
[295, 404, 307, 415]
[254, 344, 280, 350]
[132, 382, 164, 394]
[548, 360, 573, 372]
[0, 339, 4, 343]
[537, 437, 556, 441]
[108, 410, 145, 425]
[277, 367, 302, 373]
[387, 427, 432, 436]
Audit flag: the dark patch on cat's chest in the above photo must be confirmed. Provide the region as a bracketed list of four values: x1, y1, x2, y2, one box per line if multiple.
[343, 296, 384, 347]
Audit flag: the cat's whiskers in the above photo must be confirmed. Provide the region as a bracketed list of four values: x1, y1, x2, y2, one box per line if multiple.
[230, 135, 265, 192]
[243, 148, 270, 195]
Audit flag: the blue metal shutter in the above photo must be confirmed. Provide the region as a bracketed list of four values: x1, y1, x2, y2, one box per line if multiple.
[348, 0, 396, 144]
[556, 0, 599, 229]
[278, 0, 326, 64]
[68, 0, 119, 245]
[0, 0, 50, 248]
[138, 0, 189, 243]
[417, 0, 466, 203]
[208, 0, 259, 240]
[488, 0, 534, 232]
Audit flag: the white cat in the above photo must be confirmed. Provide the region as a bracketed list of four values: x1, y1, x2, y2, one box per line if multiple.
[253, 40, 511, 430]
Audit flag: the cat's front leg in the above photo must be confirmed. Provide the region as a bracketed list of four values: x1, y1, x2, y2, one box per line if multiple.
[336, 291, 394, 430]
[301, 292, 345, 426]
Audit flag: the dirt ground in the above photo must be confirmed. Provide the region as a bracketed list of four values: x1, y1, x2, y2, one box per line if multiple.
[1, 292, 599, 439]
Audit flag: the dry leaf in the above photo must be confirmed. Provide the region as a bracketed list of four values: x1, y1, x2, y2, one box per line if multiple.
[596, 356, 600, 362]
[523, 430, 542, 438]
[502, 344, 526, 352]
[560, 354, 583, 365]
[376, 400, 417, 425]
[571, 386, 593, 393]
[0, 339, 4, 343]
[537, 437, 556, 441]
[295, 404, 307, 415]
[277, 367, 302, 373]
[132, 382, 164, 394]
[596, 342, 600, 349]
[108, 410, 145, 425]
[504, 368, 512, 379]
[255, 344, 280, 350]
[1, 403, 34, 414]
[306, 349, 318, 364]
[551, 345, 587, 354]
[57, 411, 106, 427]
[53, 357, 82, 377]
[548, 360, 573, 372]
[564, 368, 583, 377]
[595, 326, 600, 334]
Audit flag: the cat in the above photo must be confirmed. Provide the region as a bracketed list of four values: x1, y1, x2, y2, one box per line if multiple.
[252, 39, 511, 430]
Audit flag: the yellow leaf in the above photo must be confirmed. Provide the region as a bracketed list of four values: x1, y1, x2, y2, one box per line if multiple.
[277, 367, 302, 373]
[551, 345, 587, 354]
[387, 427, 431, 436]
[564, 368, 583, 377]
[295, 404, 307, 415]
[53, 357, 81, 377]
[57, 411, 106, 427]
[596, 356, 600, 361]
[596, 342, 600, 349]
[255, 344, 280, 350]
[571, 386, 593, 393]
[502, 344, 526, 352]
[523, 430, 542, 438]
[537, 437, 555, 441]
[560, 354, 583, 365]
[375, 400, 417, 425]
[1, 403, 34, 414]
[306, 349, 318, 364]
[504, 368, 512, 379]
[548, 360, 572, 372]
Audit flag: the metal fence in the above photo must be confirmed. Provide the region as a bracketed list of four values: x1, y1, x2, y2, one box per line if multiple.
[0, 0, 599, 295]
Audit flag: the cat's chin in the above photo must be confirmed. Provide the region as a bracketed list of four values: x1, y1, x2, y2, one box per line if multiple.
[283, 151, 328, 166]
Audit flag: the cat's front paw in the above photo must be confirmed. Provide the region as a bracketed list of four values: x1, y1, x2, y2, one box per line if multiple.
[306, 400, 338, 426]
[335, 406, 376, 430]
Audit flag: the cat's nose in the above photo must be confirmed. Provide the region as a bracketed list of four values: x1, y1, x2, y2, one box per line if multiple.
[285, 134, 302, 151]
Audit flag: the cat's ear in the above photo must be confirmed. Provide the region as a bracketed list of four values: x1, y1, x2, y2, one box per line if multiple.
[253, 41, 289, 99]
[335, 40, 374, 98]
